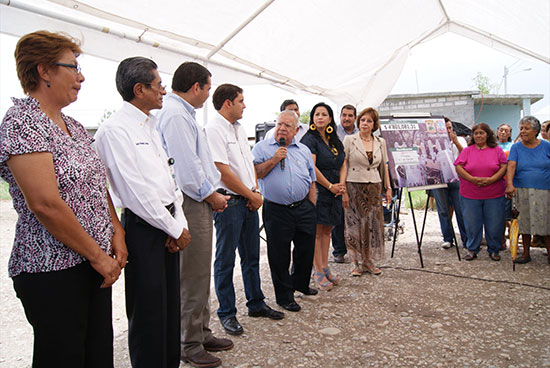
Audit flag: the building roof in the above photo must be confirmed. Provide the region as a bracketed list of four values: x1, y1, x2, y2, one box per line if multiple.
[383, 91, 543, 105]
[471, 94, 543, 105]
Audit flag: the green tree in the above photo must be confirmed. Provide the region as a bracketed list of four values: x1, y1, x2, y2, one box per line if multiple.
[299, 109, 310, 125]
[275, 109, 310, 125]
[99, 109, 115, 125]
[472, 72, 496, 94]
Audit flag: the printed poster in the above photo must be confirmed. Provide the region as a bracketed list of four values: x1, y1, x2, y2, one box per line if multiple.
[379, 117, 459, 190]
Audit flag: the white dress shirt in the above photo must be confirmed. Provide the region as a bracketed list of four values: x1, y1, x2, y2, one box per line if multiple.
[205, 112, 256, 194]
[94, 101, 186, 239]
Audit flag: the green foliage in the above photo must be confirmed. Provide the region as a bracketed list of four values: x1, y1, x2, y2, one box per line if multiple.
[403, 189, 429, 209]
[472, 72, 496, 95]
[99, 109, 115, 125]
[1, 181, 11, 200]
[276, 109, 310, 125]
[299, 110, 310, 125]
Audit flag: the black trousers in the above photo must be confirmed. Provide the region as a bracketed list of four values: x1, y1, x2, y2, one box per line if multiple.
[13, 261, 113, 368]
[122, 209, 180, 368]
[263, 199, 316, 305]
[331, 210, 347, 256]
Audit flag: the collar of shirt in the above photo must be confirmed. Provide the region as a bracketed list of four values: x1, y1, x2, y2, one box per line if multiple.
[213, 111, 241, 128]
[268, 136, 298, 147]
[166, 92, 196, 119]
[337, 124, 358, 135]
[120, 100, 158, 128]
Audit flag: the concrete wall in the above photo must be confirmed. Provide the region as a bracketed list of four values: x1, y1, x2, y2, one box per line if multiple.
[474, 104, 521, 132]
[378, 94, 476, 127]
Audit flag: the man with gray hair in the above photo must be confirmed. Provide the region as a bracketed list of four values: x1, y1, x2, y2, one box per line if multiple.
[264, 99, 308, 142]
[252, 110, 318, 312]
[95, 56, 191, 368]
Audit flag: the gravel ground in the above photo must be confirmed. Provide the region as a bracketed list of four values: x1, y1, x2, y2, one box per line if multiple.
[1, 199, 549, 368]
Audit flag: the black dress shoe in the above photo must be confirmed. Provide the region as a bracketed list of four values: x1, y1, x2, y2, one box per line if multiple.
[220, 317, 243, 335]
[248, 305, 285, 320]
[296, 287, 318, 296]
[278, 301, 301, 312]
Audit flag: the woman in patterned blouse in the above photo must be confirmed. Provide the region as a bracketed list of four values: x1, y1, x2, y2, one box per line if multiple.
[0, 31, 126, 367]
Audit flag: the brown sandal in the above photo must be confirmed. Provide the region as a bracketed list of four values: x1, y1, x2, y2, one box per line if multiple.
[362, 262, 382, 275]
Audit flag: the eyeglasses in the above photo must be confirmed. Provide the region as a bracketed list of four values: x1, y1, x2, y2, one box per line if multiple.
[145, 82, 166, 90]
[55, 62, 82, 74]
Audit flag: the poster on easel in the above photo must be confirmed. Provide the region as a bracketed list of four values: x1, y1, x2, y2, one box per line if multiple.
[379, 115, 459, 191]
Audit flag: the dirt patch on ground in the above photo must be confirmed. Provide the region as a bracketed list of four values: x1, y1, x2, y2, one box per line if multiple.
[1, 200, 549, 367]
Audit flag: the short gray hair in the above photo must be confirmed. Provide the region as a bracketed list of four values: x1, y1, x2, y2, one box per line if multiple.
[116, 56, 157, 102]
[518, 116, 541, 134]
[278, 110, 299, 127]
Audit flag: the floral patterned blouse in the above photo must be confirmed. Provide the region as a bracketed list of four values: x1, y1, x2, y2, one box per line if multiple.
[0, 97, 113, 277]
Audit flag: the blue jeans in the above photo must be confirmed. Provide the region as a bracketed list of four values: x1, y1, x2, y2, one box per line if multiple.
[460, 196, 505, 254]
[432, 182, 467, 246]
[213, 198, 265, 320]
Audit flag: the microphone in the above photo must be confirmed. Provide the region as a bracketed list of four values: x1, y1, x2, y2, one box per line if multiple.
[278, 137, 286, 170]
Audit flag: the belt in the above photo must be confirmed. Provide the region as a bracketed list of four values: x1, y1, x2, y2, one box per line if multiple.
[216, 188, 245, 200]
[165, 203, 175, 216]
[124, 203, 175, 216]
[123, 202, 175, 225]
[265, 198, 307, 209]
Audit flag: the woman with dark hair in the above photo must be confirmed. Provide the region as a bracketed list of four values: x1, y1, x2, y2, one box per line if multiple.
[0, 31, 125, 367]
[497, 123, 513, 152]
[505, 116, 550, 264]
[454, 123, 507, 261]
[301, 102, 346, 290]
[341, 107, 391, 276]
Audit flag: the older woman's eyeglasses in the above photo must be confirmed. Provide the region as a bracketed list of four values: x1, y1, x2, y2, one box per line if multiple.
[55, 62, 82, 74]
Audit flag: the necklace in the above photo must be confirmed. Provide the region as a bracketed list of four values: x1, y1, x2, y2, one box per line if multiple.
[360, 135, 373, 142]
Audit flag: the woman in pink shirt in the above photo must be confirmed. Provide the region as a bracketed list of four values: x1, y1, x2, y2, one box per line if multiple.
[454, 123, 507, 261]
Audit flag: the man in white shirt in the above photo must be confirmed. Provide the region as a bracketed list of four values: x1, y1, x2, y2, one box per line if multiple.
[205, 84, 284, 337]
[332, 104, 358, 263]
[95, 57, 190, 368]
[263, 99, 308, 142]
[156, 62, 232, 368]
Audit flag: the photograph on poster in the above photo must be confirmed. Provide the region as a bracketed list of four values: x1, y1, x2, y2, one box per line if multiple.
[380, 117, 459, 190]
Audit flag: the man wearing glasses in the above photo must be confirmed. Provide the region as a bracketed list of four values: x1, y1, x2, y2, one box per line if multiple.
[95, 56, 191, 368]
[252, 110, 318, 312]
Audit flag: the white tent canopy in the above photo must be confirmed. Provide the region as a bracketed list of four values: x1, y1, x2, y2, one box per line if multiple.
[1, 0, 548, 107]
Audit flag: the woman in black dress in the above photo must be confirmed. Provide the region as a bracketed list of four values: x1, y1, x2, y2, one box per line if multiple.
[301, 103, 346, 290]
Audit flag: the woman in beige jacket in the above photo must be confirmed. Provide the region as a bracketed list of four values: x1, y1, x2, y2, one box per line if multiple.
[342, 108, 392, 276]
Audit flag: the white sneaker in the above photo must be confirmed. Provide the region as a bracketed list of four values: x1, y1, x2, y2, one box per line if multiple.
[442, 241, 453, 249]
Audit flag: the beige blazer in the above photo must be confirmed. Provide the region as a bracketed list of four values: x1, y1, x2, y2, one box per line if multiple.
[343, 133, 389, 190]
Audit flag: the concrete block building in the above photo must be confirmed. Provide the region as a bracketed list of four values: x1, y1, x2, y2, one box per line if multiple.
[378, 90, 543, 133]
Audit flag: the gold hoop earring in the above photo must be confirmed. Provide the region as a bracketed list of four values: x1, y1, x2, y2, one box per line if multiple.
[309, 123, 317, 131]
[326, 126, 333, 134]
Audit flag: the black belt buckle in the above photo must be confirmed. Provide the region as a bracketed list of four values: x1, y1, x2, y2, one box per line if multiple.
[288, 198, 306, 209]
[166, 203, 175, 216]
[288, 201, 300, 209]
[217, 188, 244, 200]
